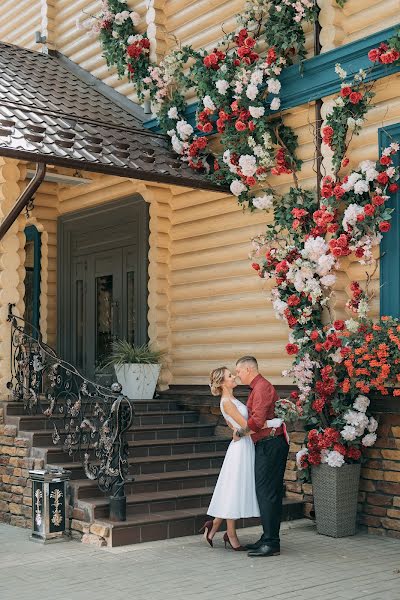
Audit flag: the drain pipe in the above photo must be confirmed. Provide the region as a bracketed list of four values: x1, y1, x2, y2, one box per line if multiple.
[0, 163, 46, 241]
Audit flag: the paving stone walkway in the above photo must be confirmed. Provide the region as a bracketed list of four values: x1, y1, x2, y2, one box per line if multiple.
[1, 520, 399, 600]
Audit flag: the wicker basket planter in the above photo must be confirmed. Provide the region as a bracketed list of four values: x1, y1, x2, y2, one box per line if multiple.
[311, 463, 361, 538]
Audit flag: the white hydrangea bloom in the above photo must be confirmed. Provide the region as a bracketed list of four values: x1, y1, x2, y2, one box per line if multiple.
[362, 433, 377, 447]
[316, 254, 336, 277]
[301, 237, 328, 262]
[167, 106, 179, 119]
[171, 135, 184, 154]
[216, 79, 229, 95]
[342, 203, 365, 231]
[114, 11, 130, 24]
[342, 172, 362, 192]
[249, 106, 265, 119]
[296, 448, 309, 469]
[246, 84, 258, 100]
[230, 179, 247, 197]
[368, 417, 378, 433]
[267, 78, 281, 94]
[320, 274, 336, 287]
[250, 70, 264, 85]
[341, 425, 358, 441]
[344, 410, 369, 430]
[176, 120, 193, 140]
[345, 319, 359, 332]
[238, 155, 257, 177]
[130, 11, 140, 25]
[253, 194, 273, 210]
[270, 97, 281, 111]
[325, 450, 345, 468]
[353, 395, 370, 413]
[353, 179, 370, 195]
[203, 95, 216, 111]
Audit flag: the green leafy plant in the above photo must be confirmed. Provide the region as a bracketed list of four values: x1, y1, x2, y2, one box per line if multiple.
[104, 340, 163, 367]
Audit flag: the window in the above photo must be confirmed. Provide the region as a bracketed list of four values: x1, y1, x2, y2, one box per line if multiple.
[23, 225, 41, 332]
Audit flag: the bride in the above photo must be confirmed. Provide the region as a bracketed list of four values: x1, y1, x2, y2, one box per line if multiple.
[200, 366, 282, 551]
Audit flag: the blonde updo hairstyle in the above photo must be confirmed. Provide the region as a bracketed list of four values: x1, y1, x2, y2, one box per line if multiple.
[209, 366, 228, 396]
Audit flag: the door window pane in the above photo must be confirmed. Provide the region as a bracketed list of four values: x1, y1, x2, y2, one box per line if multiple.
[127, 271, 135, 345]
[23, 239, 34, 326]
[95, 275, 113, 368]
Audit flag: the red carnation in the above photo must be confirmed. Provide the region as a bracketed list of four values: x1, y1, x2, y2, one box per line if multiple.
[364, 203, 375, 216]
[349, 91, 363, 104]
[286, 343, 299, 355]
[312, 399, 325, 413]
[202, 122, 213, 134]
[347, 447, 361, 460]
[235, 120, 246, 131]
[287, 294, 301, 307]
[380, 155, 392, 166]
[379, 221, 391, 232]
[333, 320, 345, 331]
[377, 172, 389, 185]
[372, 195, 384, 206]
[340, 86, 352, 97]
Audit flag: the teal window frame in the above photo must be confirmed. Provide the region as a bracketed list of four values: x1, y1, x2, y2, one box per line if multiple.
[24, 225, 41, 331]
[379, 124, 400, 318]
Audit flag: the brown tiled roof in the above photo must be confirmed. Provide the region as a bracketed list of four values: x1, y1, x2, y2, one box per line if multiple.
[0, 41, 225, 192]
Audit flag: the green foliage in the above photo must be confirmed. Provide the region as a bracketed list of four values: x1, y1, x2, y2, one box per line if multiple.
[104, 340, 163, 367]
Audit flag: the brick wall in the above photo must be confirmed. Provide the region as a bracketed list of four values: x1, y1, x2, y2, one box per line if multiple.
[358, 412, 400, 539]
[0, 403, 44, 529]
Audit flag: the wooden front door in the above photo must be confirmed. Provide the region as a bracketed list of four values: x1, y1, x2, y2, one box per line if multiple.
[58, 196, 148, 382]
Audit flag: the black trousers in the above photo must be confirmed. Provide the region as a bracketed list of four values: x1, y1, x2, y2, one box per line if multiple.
[254, 434, 289, 547]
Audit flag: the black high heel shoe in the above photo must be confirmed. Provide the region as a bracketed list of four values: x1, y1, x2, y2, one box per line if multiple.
[223, 532, 246, 551]
[199, 520, 214, 547]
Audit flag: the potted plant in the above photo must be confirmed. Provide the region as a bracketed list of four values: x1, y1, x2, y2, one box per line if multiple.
[105, 340, 163, 400]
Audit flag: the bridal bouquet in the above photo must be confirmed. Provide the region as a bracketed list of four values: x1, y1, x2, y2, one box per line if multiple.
[274, 398, 302, 422]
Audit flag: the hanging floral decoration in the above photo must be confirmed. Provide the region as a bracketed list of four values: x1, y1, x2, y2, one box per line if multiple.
[81, 2, 400, 473]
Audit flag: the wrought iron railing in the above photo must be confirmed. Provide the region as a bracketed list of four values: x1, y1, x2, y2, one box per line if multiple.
[7, 305, 134, 521]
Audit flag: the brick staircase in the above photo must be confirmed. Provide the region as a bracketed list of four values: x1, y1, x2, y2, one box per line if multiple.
[4, 387, 304, 547]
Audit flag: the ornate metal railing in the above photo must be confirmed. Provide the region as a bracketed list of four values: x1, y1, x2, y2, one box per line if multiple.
[7, 305, 134, 521]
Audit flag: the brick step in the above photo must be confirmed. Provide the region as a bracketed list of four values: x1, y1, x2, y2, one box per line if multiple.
[96, 498, 305, 547]
[71, 468, 222, 500]
[20, 422, 217, 447]
[88, 486, 214, 520]
[42, 435, 231, 464]
[3, 397, 182, 417]
[63, 450, 226, 480]
[7, 410, 201, 432]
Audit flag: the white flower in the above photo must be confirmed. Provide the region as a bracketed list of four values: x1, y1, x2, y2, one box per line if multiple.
[167, 106, 179, 119]
[301, 237, 328, 262]
[176, 120, 193, 140]
[342, 172, 362, 192]
[253, 194, 273, 210]
[344, 410, 369, 430]
[296, 448, 308, 469]
[320, 274, 336, 287]
[335, 97, 345, 107]
[230, 179, 247, 197]
[203, 95, 216, 111]
[250, 70, 264, 85]
[112, 31, 119, 38]
[362, 433, 377, 447]
[342, 203, 364, 231]
[360, 160, 376, 173]
[267, 78, 281, 94]
[130, 11, 140, 26]
[345, 319, 359, 332]
[246, 84, 258, 100]
[114, 10, 130, 24]
[216, 79, 229, 95]
[387, 166, 396, 178]
[270, 97, 281, 111]
[341, 425, 358, 441]
[171, 135, 184, 154]
[335, 63, 347, 79]
[353, 395, 370, 413]
[368, 417, 378, 433]
[316, 254, 336, 277]
[347, 117, 356, 128]
[249, 106, 265, 119]
[353, 180, 370, 195]
[325, 450, 345, 468]
[238, 154, 257, 177]
[365, 168, 379, 182]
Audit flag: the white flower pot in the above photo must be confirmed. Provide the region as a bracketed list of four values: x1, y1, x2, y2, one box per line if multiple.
[114, 363, 161, 400]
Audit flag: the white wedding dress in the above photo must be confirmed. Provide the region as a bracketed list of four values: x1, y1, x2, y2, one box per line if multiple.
[207, 397, 260, 519]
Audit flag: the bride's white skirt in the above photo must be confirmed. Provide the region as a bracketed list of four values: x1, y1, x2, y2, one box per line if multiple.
[207, 436, 260, 520]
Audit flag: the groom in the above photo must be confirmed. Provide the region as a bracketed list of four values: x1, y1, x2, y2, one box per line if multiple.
[235, 356, 289, 557]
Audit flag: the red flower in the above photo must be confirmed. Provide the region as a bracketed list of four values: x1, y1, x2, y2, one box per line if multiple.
[372, 195, 384, 206]
[244, 36, 256, 48]
[310, 330, 319, 341]
[349, 91, 363, 104]
[246, 176, 256, 186]
[389, 183, 399, 193]
[364, 204, 375, 216]
[377, 172, 389, 185]
[340, 86, 352, 97]
[235, 121, 246, 131]
[127, 44, 142, 58]
[287, 294, 301, 307]
[342, 157, 350, 167]
[312, 398, 325, 413]
[248, 120, 255, 131]
[203, 53, 219, 68]
[333, 443, 347, 456]
[379, 221, 391, 232]
[347, 447, 361, 460]
[286, 343, 299, 355]
[333, 320, 345, 331]
[368, 48, 381, 62]
[251, 262, 260, 271]
[315, 343, 323, 352]
[290, 390, 299, 399]
[202, 122, 213, 133]
[266, 47, 277, 65]
[380, 155, 392, 166]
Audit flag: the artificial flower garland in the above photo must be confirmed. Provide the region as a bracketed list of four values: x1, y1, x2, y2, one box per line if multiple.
[81, 1, 400, 472]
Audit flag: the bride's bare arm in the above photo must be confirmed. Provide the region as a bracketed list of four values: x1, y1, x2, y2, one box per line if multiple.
[221, 399, 248, 429]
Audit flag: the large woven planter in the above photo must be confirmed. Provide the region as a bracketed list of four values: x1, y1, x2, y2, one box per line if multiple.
[311, 463, 361, 538]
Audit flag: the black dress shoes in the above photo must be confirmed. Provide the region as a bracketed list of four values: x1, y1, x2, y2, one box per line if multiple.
[244, 539, 264, 551]
[247, 544, 280, 557]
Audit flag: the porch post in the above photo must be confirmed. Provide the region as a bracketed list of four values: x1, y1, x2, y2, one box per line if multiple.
[0, 158, 24, 394]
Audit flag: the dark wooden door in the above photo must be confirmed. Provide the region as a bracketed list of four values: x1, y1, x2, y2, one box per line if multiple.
[58, 197, 148, 382]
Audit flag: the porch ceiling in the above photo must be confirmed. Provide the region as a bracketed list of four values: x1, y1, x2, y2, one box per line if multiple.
[0, 41, 226, 192]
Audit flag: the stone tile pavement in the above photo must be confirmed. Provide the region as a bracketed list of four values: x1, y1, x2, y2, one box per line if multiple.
[1, 520, 399, 600]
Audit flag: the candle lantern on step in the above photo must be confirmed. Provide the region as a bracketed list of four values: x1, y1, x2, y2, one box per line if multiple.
[29, 466, 71, 543]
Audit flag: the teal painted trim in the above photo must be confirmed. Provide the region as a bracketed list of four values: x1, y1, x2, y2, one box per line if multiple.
[24, 225, 41, 332]
[379, 124, 400, 319]
[144, 24, 400, 132]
